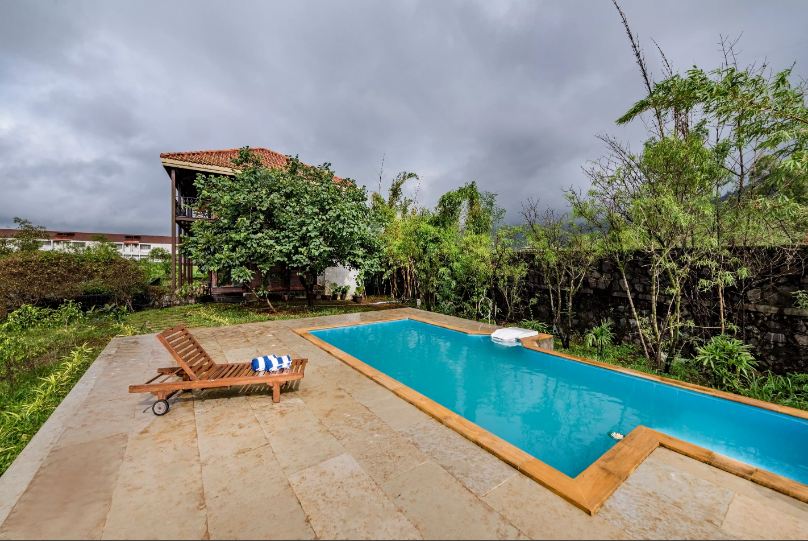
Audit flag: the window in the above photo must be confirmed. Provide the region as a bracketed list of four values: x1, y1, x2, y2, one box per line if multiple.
[140, 244, 151, 251]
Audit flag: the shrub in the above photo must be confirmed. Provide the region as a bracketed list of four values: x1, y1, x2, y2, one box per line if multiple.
[794, 290, 808, 310]
[695, 335, 758, 391]
[518, 319, 552, 334]
[584, 319, 614, 356]
[0, 248, 145, 311]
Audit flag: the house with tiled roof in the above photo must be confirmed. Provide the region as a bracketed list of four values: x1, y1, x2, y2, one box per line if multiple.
[161, 147, 357, 300]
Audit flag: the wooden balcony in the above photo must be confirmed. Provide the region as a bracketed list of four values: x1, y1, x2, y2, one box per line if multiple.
[175, 197, 212, 220]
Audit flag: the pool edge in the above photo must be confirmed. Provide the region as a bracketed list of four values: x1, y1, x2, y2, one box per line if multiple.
[293, 311, 808, 514]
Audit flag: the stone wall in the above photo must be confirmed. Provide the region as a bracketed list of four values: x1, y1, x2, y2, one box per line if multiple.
[519, 248, 808, 374]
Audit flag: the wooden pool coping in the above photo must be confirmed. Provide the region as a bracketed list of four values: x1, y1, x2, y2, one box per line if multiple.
[294, 312, 808, 515]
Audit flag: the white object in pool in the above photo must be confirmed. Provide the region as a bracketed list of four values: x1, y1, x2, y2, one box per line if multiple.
[491, 327, 539, 346]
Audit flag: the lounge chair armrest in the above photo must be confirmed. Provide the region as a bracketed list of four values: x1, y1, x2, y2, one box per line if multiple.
[157, 367, 184, 375]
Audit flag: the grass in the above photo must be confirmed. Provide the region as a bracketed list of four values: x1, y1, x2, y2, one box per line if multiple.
[0, 300, 391, 474]
[121, 301, 387, 334]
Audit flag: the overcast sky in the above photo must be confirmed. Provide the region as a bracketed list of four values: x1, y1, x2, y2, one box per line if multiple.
[1, 0, 805, 235]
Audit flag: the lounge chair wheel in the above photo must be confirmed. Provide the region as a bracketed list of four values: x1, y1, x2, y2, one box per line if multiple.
[152, 399, 170, 416]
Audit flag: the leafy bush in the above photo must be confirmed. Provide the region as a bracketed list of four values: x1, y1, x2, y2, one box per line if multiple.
[2, 301, 85, 332]
[0, 302, 89, 381]
[744, 372, 808, 410]
[176, 281, 209, 300]
[793, 290, 808, 310]
[584, 319, 614, 356]
[0, 248, 145, 312]
[694, 335, 758, 391]
[518, 319, 552, 334]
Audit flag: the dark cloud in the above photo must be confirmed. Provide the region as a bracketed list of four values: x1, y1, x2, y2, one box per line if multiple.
[0, 0, 805, 234]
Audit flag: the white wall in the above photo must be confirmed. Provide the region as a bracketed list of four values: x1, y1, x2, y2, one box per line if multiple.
[319, 265, 358, 294]
[31, 238, 171, 261]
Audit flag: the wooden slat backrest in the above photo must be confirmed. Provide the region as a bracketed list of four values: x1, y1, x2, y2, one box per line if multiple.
[157, 326, 218, 381]
[289, 358, 308, 375]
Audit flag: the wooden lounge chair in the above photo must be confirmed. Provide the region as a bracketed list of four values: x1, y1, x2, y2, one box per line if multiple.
[129, 325, 307, 415]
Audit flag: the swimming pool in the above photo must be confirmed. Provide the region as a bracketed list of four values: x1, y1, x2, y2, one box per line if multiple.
[311, 318, 808, 485]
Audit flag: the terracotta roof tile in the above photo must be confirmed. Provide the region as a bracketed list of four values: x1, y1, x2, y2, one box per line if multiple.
[160, 146, 351, 185]
[160, 147, 288, 170]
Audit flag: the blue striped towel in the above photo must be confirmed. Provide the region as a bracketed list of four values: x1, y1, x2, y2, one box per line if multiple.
[251, 354, 292, 373]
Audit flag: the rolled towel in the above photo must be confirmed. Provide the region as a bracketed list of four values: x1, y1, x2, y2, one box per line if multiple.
[251, 354, 292, 373]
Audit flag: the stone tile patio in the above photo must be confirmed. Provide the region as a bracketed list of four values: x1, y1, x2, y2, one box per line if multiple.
[0, 308, 806, 539]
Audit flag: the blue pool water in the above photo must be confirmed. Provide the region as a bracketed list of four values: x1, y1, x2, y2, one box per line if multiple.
[312, 319, 808, 482]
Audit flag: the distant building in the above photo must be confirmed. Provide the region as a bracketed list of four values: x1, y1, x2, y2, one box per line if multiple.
[0, 229, 172, 261]
[160, 147, 358, 300]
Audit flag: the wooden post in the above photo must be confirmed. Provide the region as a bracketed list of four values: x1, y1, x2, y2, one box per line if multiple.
[170, 168, 177, 292]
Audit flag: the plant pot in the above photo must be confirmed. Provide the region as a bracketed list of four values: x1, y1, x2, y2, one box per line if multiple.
[340, 292, 347, 300]
[352, 294, 363, 303]
[331, 293, 339, 301]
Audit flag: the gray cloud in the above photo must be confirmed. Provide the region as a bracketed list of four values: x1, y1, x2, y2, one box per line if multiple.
[0, 0, 805, 234]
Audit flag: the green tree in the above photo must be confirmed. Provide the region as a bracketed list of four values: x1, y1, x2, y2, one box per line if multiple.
[523, 200, 599, 348]
[184, 147, 374, 307]
[572, 32, 807, 370]
[10, 218, 47, 253]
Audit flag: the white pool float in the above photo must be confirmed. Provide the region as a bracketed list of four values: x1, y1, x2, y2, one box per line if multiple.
[490, 327, 539, 347]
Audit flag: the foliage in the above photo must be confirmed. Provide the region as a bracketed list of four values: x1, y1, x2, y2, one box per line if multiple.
[0, 302, 88, 382]
[139, 247, 171, 286]
[184, 148, 375, 307]
[517, 319, 552, 334]
[744, 372, 808, 410]
[0, 245, 146, 312]
[571, 44, 808, 371]
[491, 226, 527, 322]
[694, 335, 758, 391]
[371, 172, 522, 321]
[584, 319, 614, 356]
[562, 333, 806, 409]
[0, 344, 95, 473]
[8, 217, 48, 253]
[176, 280, 209, 300]
[523, 201, 599, 348]
[793, 290, 808, 310]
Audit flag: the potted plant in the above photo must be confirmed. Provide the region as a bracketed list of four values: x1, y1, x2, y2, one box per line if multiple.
[339, 285, 349, 300]
[352, 283, 365, 303]
[329, 282, 340, 301]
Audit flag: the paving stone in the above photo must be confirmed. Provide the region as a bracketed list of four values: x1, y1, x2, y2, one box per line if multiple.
[721, 493, 808, 540]
[341, 426, 429, 485]
[483, 473, 629, 540]
[0, 433, 127, 540]
[194, 395, 270, 460]
[288, 453, 421, 540]
[403, 419, 518, 497]
[359, 394, 433, 432]
[200, 443, 314, 540]
[53, 393, 136, 449]
[383, 460, 523, 540]
[252, 400, 346, 475]
[598, 450, 735, 540]
[101, 400, 207, 539]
